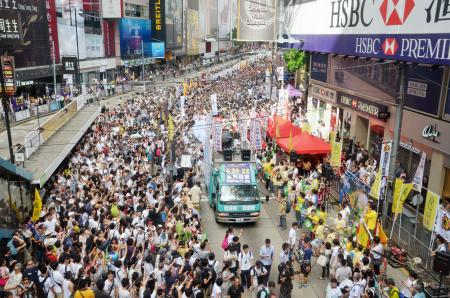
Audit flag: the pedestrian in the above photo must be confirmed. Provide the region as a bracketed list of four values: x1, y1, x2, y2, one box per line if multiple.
[238, 244, 254, 289]
[259, 239, 274, 285]
[227, 277, 245, 298]
[277, 192, 287, 230]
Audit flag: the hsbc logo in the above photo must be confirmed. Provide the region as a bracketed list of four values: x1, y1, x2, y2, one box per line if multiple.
[382, 38, 398, 55]
[379, 0, 415, 25]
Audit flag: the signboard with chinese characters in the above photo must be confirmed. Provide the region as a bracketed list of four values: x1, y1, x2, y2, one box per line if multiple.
[310, 53, 328, 82]
[102, 0, 122, 18]
[310, 84, 336, 103]
[224, 163, 252, 185]
[286, 0, 450, 65]
[1, 56, 15, 96]
[61, 57, 78, 74]
[338, 92, 389, 120]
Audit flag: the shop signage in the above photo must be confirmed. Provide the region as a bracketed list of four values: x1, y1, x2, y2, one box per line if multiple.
[286, 0, 450, 65]
[310, 53, 328, 82]
[338, 92, 389, 120]
[311, 84, 336, 103]
[102, 0, 122, 18]
[61, 57, 78, 74]
[1, 56, 16, 96]
[422, 125, 440, 141]
[150, 0, 166, 43]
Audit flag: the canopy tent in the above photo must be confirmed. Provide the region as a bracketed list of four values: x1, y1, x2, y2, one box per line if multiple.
[286, 84, 302, 97]
[277, 132, 331, 155]
[267, 116, 302, 138]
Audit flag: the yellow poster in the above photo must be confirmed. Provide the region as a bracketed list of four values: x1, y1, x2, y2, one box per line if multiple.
[330, 141, 342, 167]
[357, 225, 370, 248]
[400, 183, 413, 203]
[369, 171, 381, 200]
[423, 190, 440, 231]
[392, 180, 413, 214]
[32, 188, 42, 222]
[168, 115, 175, 141]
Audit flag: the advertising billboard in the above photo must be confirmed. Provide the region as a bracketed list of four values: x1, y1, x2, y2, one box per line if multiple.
[61, 57, 79, 74]
[0, 1, 51, 68]
[166, 0, 183, 48]
[119, 18, 152, 58]
[310, 53, 328, 82]
[286, 0, 450, 65]
[102, 0, 122, 18]
[151, 42, 165, 58]
[150, 0, 166, 43]
[187, 0, 200, 55]
[218, 0, 231, 39]
[236, 0, 276, 42]
[47, 0, 60, 64]
[57, 0, 87, 60]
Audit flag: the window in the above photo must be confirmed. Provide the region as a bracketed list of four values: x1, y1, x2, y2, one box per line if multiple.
[125, 3, 147, 18]
[443, 168, 450, 200]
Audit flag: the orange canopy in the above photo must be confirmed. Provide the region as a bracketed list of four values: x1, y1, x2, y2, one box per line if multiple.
[267, 116, 302, 138]
[277, 132, 331, 155]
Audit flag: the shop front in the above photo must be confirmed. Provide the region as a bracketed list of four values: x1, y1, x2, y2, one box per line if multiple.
[307, 83, 339, 142]
[336, 91, 390, 156]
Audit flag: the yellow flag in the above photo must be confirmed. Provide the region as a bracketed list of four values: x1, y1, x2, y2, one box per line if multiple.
[375, 221, 389, 244]
[423, 190, 440, 231]
[400, 183, 413, 203]
[330, 141, 342, 167]
[32, 188, 42, 222]
[369, 170, 382, 200]
[183, 82, 188, 96]
[357, 225, 370, 248]
[168, 114, 175, 141]
[392, 180, 413, 214]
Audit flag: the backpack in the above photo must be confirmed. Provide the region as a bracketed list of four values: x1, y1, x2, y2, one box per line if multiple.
[221, 234, 229, 250]
[257, 288, 269, 298]
[111, 204, 119, 218]
[37, 275, 49, 297]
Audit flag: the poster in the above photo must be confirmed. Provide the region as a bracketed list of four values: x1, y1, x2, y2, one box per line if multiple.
[224, 163, 251, 184]
[253, 120, 262, 150]
[341, 170, 370, 210]
[412, 152, 426, 191]
[211, 94, 218, 116]
[423, 191, 440, 231]
[166, 0, 183, 48]
[187, 7, 200, 55]
[436, 207, 450, 242]
[213, 122, 223, 151]
[218, 0, 231, 39]
[330, 139, 342, 167]
[379, 141, 392, 178]
[119, 18, 152, 58]
[236, 0, 276, 42]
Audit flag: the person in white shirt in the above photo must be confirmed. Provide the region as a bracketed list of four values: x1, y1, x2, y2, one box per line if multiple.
[288, 222, 298, 248]
[49, 263, 64, 297]
[279, 243, 290, 264]
[45, 213, 58, 235]
[259, 238, 274, 284]
[118, 277, 131, 298]
[238, 244, 254, 289]
[250, 261, 268, 295]
[326, 278, 343, 298]
[349, 273, 364, 298]
[104, 270, 118, 298]
[401, 271, 418, 298]
[211, 278, 223, 298]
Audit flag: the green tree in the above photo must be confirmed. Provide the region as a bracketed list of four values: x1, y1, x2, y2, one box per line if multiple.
[283, 49, 306, 73]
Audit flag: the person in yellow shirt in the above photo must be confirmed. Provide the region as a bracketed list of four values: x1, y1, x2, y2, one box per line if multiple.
[294, 192, 305, 226]
[263, 161, 273, 190]
[318, 205, 328, 224]
[307, 209, 320, 238]
[74, 278, 95, 298]
[364, 203, 378, 236]
[335, 213, 346, 235]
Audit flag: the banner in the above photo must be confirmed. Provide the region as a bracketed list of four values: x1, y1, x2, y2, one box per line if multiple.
[277, 89, 289, 118]
[379, 141, 392, 178]
[32, 188, 42, 222]
[213, 122, 223, 151]
[342, 170, 370, 210]
[236, 0, 276, 42]
[330, 132, 342, 167]
[413, 152, 427, 191]
[211, 94, 218, 116]
[357, 224, 370, 248]
[423, 191, 440, 231]
[168, 115, 175, 141]
[150, 0, 166, 43]
[180, 96, 185, 116]
[392, 180, 413, 214]
[254, 120, 263, 150]
[436, 207, 450, 242]
[369, 170, 382, 200]
[102, 0, 122, 18]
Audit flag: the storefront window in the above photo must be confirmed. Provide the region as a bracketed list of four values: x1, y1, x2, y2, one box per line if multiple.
[443, 168, 450, 200]
[368, 125, 384, 159]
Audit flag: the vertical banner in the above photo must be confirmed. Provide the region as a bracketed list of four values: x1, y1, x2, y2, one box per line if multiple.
[369, 170, 382, 200]
[277, 89, 289, 118]
[423, 191, 440, 231]
[213, 122, 223, 151]
[180, 96, 185, 116]
[32, 189, 43, 222]
[150, 0, 166, 43]
[392, 179, 413, 214]
[1, 56, 15, 96]
[276, 67, 284, 81]
[211, 94, 218, 116]
[379, 141, 392, 178]
[47, 0, 60, 63]
[330, 141, 342, 167]
[435, 207, 450, 242]
[236, 0, 276, 42]
[413, 152, 427, 191]
[254, 120, 262, 150]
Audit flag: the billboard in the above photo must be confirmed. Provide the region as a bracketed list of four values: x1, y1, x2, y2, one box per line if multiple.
[310, 53, 328, 82]
[57, 0, 87, 60]
[286, 0, 450, 65]
[0, 1, 51, 68]
[1, 56, 15, 96]
[150, 0, 166, 43]
[102, 0, 122, 18]
[166, 0, 183, 48]
[47, 0, 60, 64]
[119, 18, 152, 58]
[187, 0, 200, 55]
[61, 57, 79, 74]
[236, 0, 276, 42]
[151, 42, 165, 58]
[218, 0, 231, 39]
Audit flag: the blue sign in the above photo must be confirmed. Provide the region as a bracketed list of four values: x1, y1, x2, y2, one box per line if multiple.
[224, 163, 251, 185]
[310, 53, 328, 82]
[405, 65, 443, 116]
[119, 18, 152, 58]
[151, 42, 165, 58]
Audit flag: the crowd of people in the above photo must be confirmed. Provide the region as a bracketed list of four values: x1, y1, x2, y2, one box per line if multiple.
[1, 48, 447, 298]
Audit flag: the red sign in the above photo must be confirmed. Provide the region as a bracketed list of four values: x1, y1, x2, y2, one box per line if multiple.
[46, 0, 60, 63]
[1, 56, 16, 96]
[103, 21, 116, 58]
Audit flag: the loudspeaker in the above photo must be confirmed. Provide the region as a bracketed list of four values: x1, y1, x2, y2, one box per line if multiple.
[223, 150, 233, 161]
[290, 151, 298, 162]
[433, 252, 450, 276]
[241, 149, 251, 161]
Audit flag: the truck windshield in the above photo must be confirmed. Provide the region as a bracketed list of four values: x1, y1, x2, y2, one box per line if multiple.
[220, 185, 259, 203]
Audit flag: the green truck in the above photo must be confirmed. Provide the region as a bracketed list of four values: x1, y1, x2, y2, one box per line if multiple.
[208, 161, 261, 223]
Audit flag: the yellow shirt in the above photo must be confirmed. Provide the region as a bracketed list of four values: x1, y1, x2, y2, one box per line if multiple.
[263, 162, 273, 177]
[278, 199, 287, 215]
[308, 214, 319, 231]
[319, 211, 328, 223]
[315, 224, 325, 240]
[74, 289, 95, 298]
[335, 218, 346, 231]
[295, 196, 304, 212]
[364, 210, 377, 230]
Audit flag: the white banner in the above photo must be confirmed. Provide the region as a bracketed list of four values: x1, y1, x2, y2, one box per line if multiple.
[211, 94, 218, 116]
[277, 89, 289, 117]
[254, 120, 263, 150]
[276, 67, 284, 81]
[413, 152, 427, 191]
[436, 207, 450, 242]
[379, 141, 392, 178]
[213, 122, 223, 151]
[180, 96, 185, 117]
[102, 0, 122, 18]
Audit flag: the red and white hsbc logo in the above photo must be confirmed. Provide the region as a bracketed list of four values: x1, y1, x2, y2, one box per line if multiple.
[382, 38, 398, 55]
[379, 0, 415, 26]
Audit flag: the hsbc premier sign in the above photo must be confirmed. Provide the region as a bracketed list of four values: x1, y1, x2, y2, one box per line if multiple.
[286, 0, 450, 65]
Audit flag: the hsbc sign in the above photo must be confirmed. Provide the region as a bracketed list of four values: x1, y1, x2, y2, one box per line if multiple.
[287, 0, 450, 65]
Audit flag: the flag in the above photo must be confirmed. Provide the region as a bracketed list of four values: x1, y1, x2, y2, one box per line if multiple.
[413, 152, 426, 191]
[357, 224, 370, 248]
[32, 188, 42, 222]
[392, 180, 413, 214]
[330, 134, 342, 168]
[374, 221, 388, 244]
[168, 115, 175, 141]
[423, 190, 440, 231]
[369, 170, 382, 200]
[183, 82, 188, 96]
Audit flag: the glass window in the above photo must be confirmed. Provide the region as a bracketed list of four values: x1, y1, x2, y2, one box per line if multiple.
[220, 185, 258, 202]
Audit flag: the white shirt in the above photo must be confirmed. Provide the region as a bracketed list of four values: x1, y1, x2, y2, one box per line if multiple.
[288, 228, 297, 246]
[211, 283, 222, 298]
[349, 281, 364, 298]
[279, 250, 290, 264]
[371, 243, 383, 260]
[238, 251, 253, 271]
[259, 245, 274, 266]
[326, 285, 343, 298]
[104, 279, 117, 297]
[45, 218, 57, 234]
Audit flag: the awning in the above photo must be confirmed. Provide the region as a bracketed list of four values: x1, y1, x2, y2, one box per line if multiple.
[285, 84, 302, 97]
[277, 132, 331, 155]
